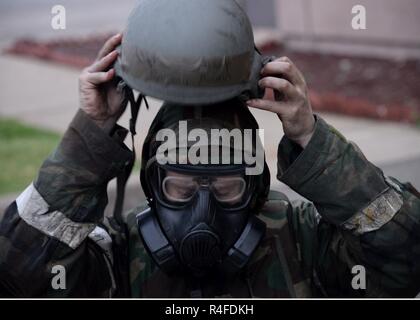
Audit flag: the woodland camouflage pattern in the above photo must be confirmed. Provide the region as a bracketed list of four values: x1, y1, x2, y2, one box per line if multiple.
[0, 109, 419, 297]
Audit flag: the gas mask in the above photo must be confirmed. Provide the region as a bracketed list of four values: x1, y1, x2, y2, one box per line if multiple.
[137, 159, 266, 277]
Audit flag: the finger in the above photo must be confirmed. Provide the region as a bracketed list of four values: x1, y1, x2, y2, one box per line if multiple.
[246, 98, 288, 114]
[258, 77, 298, 100]
[84, 69, 115, 85]
[261, 61, 302, 87]
[87, 50, 118, 73]
[96, 33, 122, 60]
[276, 56, 306, 86]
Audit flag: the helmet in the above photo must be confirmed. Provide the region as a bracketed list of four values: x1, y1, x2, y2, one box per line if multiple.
[114, 0, 266, 105]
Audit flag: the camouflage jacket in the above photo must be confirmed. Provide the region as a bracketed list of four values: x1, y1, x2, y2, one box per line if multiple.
[1, 110, 419, 297]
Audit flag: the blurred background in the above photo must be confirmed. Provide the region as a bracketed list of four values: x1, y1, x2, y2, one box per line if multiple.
[0, 0, 419, 213]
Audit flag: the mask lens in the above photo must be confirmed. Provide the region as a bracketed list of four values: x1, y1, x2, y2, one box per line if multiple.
[162, 175, 198, 203]
[211, 176, 246, 205]
[160, 168, 249, 207]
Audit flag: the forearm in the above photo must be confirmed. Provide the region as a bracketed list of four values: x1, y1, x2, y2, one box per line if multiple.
[277, 115, 392, 225]
[35, 109, 131, 222]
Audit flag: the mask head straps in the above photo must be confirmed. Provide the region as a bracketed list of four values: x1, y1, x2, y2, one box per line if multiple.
[109, 80, 149, 231]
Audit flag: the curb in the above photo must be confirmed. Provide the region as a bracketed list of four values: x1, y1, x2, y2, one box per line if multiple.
[263, 89, 418, 124]
[309, 91, 418, 123]
[3, 35, 110, 68]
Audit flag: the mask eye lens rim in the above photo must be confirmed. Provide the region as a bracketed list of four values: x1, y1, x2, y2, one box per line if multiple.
[210, 176, 247, 205]
[148, 160, 254, 210]
[162, 176, 198, 203]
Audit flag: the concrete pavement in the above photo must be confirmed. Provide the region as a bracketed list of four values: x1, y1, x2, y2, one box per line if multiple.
[0, 0, 138, 49]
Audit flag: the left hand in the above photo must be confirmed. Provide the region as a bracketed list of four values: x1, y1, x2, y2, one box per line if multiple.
[247, 56, 315, 148]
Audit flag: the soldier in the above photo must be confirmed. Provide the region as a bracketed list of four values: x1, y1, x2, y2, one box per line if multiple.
[1, 0, 420, 298]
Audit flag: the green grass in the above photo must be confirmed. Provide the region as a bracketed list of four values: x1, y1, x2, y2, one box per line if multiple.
[0, 119, 60, 195]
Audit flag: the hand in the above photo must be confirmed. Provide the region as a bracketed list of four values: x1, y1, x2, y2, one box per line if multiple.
[78, 33, 127, 131]
[247, 56, 315, 148]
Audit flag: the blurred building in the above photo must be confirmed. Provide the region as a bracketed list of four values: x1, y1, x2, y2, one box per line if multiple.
[243, 0, 420, 60]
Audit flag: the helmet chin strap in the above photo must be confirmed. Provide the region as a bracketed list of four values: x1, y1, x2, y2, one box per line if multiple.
[109, 81, 149, 232]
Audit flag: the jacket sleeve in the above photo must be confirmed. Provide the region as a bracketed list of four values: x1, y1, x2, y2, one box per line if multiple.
[0, 110, 133, 297]
[277, 115, 420, 297]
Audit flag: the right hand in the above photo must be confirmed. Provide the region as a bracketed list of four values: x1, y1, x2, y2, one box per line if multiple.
[79, 33, 127, 131]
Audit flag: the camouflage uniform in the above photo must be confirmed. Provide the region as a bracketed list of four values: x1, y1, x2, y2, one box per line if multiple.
[0, 109, 419, 297]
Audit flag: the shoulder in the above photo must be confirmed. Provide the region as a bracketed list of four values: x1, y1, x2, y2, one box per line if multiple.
[123, 202, 159, 296]
[258, 190, 321, 264]
[258, 190, 292, 231]
[249, 191, 315, 297]
[260, 190, 320, 233]
[124, 201, 150, 231]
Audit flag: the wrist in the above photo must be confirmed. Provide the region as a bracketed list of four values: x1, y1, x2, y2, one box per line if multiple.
[293, 131, 314, 148]
[289, 115, 316, 148]
[91, 117, 118, 135]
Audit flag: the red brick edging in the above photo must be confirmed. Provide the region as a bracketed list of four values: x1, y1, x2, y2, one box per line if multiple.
[5, 38, 419, 124]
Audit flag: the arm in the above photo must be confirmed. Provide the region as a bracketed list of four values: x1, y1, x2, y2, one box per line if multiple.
[248, 56, 420, 297]
[0, 34, 131, 297]
[279, 117, 420, 297]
